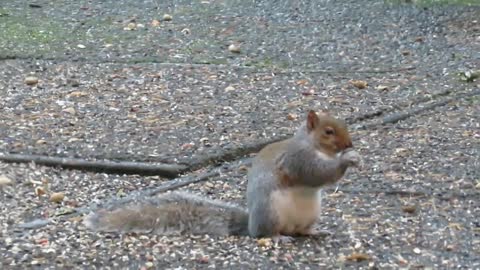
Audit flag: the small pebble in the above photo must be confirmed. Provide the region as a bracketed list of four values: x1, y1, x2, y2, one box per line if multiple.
[228, 44, 241, 53]
[24, 76, 39, 86]
[225, 85, 235, 92]
[0, 175, 13, 186]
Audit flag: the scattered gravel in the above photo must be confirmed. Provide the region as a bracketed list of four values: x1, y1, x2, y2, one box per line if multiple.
[1, 96, 478, 269]
[0, 0, 478, 164]
[0, 0, 478, 269]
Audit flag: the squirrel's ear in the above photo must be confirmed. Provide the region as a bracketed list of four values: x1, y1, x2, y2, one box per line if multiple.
[306, 110, 320, 131]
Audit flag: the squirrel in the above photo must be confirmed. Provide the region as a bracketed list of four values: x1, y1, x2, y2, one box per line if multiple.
[84, 110, 362, 241]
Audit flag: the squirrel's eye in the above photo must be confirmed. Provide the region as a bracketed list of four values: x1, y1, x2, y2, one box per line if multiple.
[325, 127, 335, 135]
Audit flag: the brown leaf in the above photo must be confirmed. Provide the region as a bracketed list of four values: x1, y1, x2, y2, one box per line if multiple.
[350, 80, 368, 89]
[257, 238, 272, 247]
[346, 253, 370, 262]
[296, 79, 309, 86]
[402, 205, 417, 214]
[50, 192, 65, 203]
[35, 187, 46, 196]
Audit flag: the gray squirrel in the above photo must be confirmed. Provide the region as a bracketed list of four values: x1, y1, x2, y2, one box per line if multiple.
[84, 110, 362, 241]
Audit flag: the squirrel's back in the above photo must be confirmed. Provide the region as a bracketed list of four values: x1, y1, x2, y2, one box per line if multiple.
[84, 192, 249, 236]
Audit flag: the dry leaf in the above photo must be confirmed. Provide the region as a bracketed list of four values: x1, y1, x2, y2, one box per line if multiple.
[36, 139, 47, 145]
[35, 187, 46, 196]
[346, 253, 370, 262]
[448, 223, 463, 230]
[402, 205, 417, 214]
[257, 238, 272, 247]
[350, 80, 368, 89]
[50, 192, 65, 203]
[296, 79, 309, 86]
[414, 36, 424, 42]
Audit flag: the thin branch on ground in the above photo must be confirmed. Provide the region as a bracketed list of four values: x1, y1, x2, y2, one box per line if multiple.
[0, 154, 187, 178]
[2, 88, 477, 178]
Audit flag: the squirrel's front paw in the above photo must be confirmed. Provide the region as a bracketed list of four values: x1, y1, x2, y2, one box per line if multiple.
[341, 150, 363, 169]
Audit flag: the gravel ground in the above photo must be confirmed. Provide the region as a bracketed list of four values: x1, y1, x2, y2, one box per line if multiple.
[0, 0, 479, 163]
[0, 0, 479, 269]
[1, 96, 478, 269]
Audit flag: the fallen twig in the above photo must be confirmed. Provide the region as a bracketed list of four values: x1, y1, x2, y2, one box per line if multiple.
[15, 158, 250, 228]
[0, 153, 187, 178]
[2, 88, 477, 180]
[359, 88, 480, 129]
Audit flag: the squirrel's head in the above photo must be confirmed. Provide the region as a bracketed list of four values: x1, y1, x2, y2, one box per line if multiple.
[305, 110, 353, 155]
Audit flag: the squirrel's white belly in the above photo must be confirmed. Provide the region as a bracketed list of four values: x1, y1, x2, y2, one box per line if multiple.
[270, 187, 322, 235]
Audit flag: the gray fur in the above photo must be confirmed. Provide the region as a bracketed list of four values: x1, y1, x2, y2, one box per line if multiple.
[246, 168, 279, 237]
[84, 192, 249, 236]
[85, 119, 359, 238]
[279, 123, 351, 187]
[246, 123, 356, 237]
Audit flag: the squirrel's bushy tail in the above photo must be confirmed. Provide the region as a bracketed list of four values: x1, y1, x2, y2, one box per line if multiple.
[83, 192, 249, 236]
